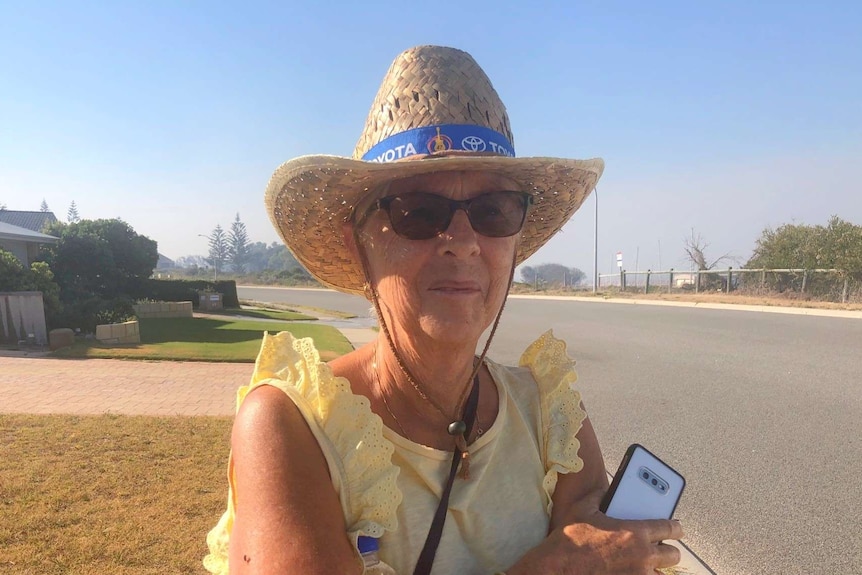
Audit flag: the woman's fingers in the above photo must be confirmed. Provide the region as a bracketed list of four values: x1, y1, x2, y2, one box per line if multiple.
[639, 518, 684, 543]
[654, 542, 683, 569]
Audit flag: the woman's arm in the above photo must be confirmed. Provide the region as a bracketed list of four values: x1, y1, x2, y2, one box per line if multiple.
[228, 384, 361, 574]
[507, 403, 684, 574]
[548, 414, 609, 531]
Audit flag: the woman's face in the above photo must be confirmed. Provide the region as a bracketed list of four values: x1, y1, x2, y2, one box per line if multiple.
[353, 170, 522, 347]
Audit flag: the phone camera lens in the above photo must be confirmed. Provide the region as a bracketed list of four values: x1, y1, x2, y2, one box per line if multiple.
[642, 472, 649, 479]
[651, 478, 658, 486]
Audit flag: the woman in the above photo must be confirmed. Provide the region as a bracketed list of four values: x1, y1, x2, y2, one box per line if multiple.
[205, 45, 684, 575]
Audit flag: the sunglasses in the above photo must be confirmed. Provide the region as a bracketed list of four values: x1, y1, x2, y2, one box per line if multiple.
[362, 190, 533, 240]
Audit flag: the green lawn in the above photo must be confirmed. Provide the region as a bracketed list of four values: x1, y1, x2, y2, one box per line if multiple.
[52, 316, 353, 362]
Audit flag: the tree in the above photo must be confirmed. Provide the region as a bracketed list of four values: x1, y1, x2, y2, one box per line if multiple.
[683, 229, 736, 271]
[1, 248, 63, 326]
[747, 216, 862, 275]
[40, 199, 50, 212]
[41, 219, 158, 301]
[0, 248, 28, 291]
[67, 201, 80, 223]
[521, 263, 586, 288]
[228, 213, 250, 274]
[207, 225, 229, 278]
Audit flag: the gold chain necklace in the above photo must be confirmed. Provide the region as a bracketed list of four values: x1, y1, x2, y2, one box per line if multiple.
[373, 349, 484, 443]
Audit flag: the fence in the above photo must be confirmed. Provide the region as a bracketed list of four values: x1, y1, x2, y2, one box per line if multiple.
[0, 291, 48, 345]
[598, 268, 860, 304]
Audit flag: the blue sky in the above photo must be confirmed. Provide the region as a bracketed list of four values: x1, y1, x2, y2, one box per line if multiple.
[2, 0, 860, 278]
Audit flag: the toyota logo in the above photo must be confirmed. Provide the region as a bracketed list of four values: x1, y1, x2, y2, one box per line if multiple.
[461, 136, 486, 152]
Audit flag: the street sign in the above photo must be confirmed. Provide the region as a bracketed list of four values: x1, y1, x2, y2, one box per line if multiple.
[616, 252, 623, 268]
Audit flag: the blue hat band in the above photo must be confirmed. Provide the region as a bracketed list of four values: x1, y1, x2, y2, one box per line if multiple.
[361, 124, 515, 163]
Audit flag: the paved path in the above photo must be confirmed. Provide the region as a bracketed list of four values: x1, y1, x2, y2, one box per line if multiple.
[0, 356, 252, 416]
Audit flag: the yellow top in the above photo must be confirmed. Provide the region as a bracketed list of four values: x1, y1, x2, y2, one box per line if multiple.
[204, 330, 587, 575]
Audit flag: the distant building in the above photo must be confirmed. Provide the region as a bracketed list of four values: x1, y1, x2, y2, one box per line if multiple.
[156, 253, 176, 269]
[673, 272, 696, 288]
[0, 211, 60, 266]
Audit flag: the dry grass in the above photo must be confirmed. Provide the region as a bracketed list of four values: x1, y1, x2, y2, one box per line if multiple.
[605, 289, 862, 310]
[511, 284, 862, 311]
[0, 415, 704, 574]
[0, 414, 232, 574]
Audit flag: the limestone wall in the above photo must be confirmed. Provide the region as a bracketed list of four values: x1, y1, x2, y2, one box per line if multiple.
[95, 320, 140, 345]
[132, 301, 193, 319]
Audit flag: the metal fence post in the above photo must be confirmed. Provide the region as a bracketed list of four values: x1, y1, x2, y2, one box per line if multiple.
[842, 277, 850, 304]
[668, 269, 674, 294]
[695, 271, 701, 293]
[801, 270, 808, 294]
[726, 267, 733, 293]
[645, 270, 651, 294]
[761, 269, 766, 290]
[620, 268, 625, 292]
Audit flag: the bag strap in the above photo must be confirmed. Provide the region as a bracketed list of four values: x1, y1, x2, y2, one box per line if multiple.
[412, 373, 481, 575]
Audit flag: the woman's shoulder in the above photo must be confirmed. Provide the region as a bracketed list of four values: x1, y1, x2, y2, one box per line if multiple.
[518, 330, 578, 386]
[236, 331, 400, 535]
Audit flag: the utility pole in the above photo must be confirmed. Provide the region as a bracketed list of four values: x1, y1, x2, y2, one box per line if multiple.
[593, 187, 599, 293]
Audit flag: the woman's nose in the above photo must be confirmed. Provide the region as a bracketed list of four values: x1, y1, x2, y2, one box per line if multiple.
[440, 209, 480, 257]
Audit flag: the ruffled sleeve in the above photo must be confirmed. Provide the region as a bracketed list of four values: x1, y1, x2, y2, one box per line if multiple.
[203, 331, 402, 575]
[518, 330, 587, 513]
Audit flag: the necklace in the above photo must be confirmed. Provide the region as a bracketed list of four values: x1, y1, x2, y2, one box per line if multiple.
[373, 351, 484, 443]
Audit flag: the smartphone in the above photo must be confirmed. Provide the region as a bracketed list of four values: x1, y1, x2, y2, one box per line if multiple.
[599, 444, 685, 520]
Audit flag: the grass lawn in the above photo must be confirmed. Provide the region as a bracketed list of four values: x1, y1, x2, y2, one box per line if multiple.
[52, 316, 353, 362]
[0, 414, 232, 575]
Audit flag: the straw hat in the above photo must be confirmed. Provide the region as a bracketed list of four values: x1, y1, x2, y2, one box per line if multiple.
[265, 45, 604, 295]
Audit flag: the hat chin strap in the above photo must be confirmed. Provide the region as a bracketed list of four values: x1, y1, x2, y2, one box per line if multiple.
[353, 224, 517, 447]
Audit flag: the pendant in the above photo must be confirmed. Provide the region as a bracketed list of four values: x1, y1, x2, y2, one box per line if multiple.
[447, 420, 467, 436]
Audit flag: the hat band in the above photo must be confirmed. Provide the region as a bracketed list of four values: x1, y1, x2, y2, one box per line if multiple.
[361, 124, 516, 163]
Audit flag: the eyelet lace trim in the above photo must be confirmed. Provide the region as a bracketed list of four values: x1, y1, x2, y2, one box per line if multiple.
[519, 330, 587, 514]
[203, 331, 401, 574]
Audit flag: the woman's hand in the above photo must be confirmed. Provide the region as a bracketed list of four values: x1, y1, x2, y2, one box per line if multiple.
[507, 489, 684, 575]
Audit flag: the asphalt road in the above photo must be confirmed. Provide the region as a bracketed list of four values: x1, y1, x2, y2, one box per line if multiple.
[239, 286, 862, 574]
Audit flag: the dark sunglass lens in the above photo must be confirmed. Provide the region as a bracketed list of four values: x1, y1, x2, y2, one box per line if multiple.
[387, 194, 451, 240]
[468, 192, 527, 237]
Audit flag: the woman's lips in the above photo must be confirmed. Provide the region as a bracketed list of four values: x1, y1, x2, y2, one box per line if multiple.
[429, 281, 482, 294]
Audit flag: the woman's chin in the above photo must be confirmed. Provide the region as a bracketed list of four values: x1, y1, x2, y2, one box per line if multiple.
[418, 315, 488, 345]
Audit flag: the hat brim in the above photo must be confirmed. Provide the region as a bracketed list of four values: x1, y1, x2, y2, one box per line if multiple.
[265, 154, 604, 295]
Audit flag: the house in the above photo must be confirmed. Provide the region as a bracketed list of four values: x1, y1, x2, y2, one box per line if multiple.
[156, 253, 175, 269]
[0, 221, 59, 266]
[0, 210, 58, 233]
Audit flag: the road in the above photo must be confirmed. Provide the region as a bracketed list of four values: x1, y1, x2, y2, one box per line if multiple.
[239, 286, 862, 574]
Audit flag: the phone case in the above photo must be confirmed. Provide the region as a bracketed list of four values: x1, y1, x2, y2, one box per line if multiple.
[600, 444, 685, 521]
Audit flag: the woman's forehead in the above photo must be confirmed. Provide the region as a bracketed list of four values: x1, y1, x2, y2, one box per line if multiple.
[386, 170, 520, 196]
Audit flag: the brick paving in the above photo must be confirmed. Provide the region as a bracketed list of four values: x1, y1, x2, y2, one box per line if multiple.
[0, 356, 253, 416]
[0, 327, 375, 417]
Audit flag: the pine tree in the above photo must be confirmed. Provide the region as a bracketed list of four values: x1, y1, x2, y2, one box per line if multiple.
[40, 199, 50, 212]
[228, 213, 250, 274]
[207, 225, 229, 279]
[67, 201, 80, 223]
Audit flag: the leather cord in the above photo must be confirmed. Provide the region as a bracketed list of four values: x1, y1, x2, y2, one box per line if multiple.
[412, 372, 481, 575]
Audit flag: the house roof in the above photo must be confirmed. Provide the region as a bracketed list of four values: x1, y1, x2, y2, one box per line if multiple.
[0, 221, 59, 243]
[0, 210, 58, 232]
